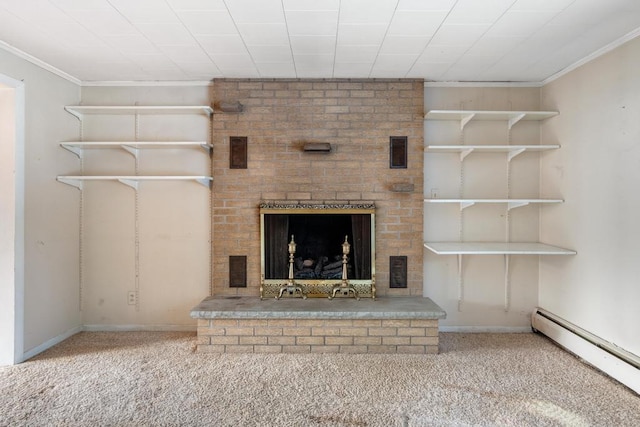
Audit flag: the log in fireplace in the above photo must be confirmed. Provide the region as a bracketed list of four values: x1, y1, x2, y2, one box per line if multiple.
[259, 203, 376, 298]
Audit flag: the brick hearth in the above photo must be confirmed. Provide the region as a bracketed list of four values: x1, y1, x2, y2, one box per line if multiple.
[191, 297, 445, 354]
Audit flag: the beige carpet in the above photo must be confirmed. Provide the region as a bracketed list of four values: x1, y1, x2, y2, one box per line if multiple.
[0, 332, 638, 426]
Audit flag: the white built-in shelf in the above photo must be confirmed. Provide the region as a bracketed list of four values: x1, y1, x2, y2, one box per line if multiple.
[424, 242, 576, 255]
[425, 144, 560, 161]
[424, 198, 563, 210]
[57, 175, 213, 190]
[60, 141, 212, 158]
[425, 110, 558, 130]
[64, 105, 214, 119]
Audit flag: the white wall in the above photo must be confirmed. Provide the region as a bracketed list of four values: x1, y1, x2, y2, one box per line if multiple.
[424, 87, 544, 330]
[540, 38, 640, 356]
[0, 83, 18, 364]
[0, 49, 81, 357]
[78, 86, 211, 329]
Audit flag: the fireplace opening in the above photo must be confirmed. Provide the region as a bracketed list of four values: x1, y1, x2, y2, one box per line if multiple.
[264, 214, 371, 280]
[260, 203, 375, 298]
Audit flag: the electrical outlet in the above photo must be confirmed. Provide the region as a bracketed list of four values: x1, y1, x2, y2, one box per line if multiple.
[127, 291, 136, 305]
[430, 188, 439, 199]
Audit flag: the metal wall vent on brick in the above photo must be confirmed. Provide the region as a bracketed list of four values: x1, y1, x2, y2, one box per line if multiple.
[303, 142, 332, 152]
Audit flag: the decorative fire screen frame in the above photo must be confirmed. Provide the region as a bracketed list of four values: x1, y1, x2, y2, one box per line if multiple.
[259, 203, 376, 299]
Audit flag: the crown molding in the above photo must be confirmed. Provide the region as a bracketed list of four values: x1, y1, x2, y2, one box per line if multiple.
[542, 27, 640, 86]
[80, 80, 214, 87]
[0, 40, 81, 86]
[424, 81, 542, 88]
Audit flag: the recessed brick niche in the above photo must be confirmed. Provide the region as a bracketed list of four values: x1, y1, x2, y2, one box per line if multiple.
[211, 79, 425, 298]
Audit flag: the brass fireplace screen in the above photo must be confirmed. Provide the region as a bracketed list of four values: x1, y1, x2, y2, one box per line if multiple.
[260, 203, 376, 299]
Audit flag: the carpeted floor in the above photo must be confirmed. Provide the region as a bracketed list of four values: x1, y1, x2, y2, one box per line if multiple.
[0, 332, 638, 426]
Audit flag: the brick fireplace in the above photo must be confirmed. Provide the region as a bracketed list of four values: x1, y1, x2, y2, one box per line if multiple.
[192, 79, 445, 354]
[211, 79, 425, 297]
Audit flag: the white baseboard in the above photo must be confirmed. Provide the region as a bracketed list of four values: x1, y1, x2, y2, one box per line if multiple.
[82, 324, 196, 332]
[439, 326, 532, 333]
[532, 308, 639, 394]
[21, 325, 83, 362]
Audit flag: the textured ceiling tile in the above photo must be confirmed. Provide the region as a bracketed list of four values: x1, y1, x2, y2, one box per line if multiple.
[486, 10, 561, 37]
[335, 45, 379, 62]
[135, 23, 195, 45]
[247, 45, 293, 62]
[165, 0, 227, 11]
[429, 24, 491, 45]
[60, 8, 138, 36]
[379, 36, 430, 55]
[387, 11, 448, 36]
[339, 0, 397, 24]
[445, 0, 515, 25]
[285, 10, 339, 35]
[108, 0, 177, 24]
[290, 36, 336, 55]
[197, 35, 248, 55]
[333, 62, 374, 77]
[225, 0, 285, 24]
[254, 61, 296, 77]
[283, 0, 339, 11]
[236, 23, 290, 45]
[337, 24, 388, 45]
[176, 10, 238, 35]
[1, 0, 639, 82]
[396, 0, 456, 11]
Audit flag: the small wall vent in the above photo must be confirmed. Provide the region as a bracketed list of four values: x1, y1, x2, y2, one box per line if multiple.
[303, 142, 332, 152]
[217, 101, 244, 113]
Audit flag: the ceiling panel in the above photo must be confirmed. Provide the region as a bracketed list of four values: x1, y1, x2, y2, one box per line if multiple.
[379, 36, 430, 55]
[486, 10, 561, 37]
[225, 0, 285, 24]
[58, 8, 138, 36]
[0, 0, 639, 82]
[397, 0, 456, 11]
[406, 61, 451, 79]
[294, 54, 334, 67]
[339, 0, 397, 24]
[236, 23, 290, 45]
[50, 0, 113, 10]
[285, 11, 338, 36]
[510, 0, 574, 11]
[417, 44, 475, 63]
[197, 35, 248, 55]
[446, 0, 515, 25]
[371, 54, 419, 77]
[290, 36, 336, 55]
[255, 62, 296, 77]
[283, 0, 339, 11]
[102, 34, 160, 55]
[429, 24, 491, 46]
[333, 62, 373, 77]
[465, 36, 525, 56]
[176, 10, 238, 35]
[159, 45, 212, 63]
[108, 0, 178, 24]
[387, 11, 448, 36]
[135, 23, 196, 45]
[335, 45, 379, 62]
[166, 0, 227, 11]
[337, 24, 388, 45]
[247, 45, 293, 63]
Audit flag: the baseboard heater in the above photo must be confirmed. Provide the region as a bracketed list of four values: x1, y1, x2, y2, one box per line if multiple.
[531, 307, 639, 394]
